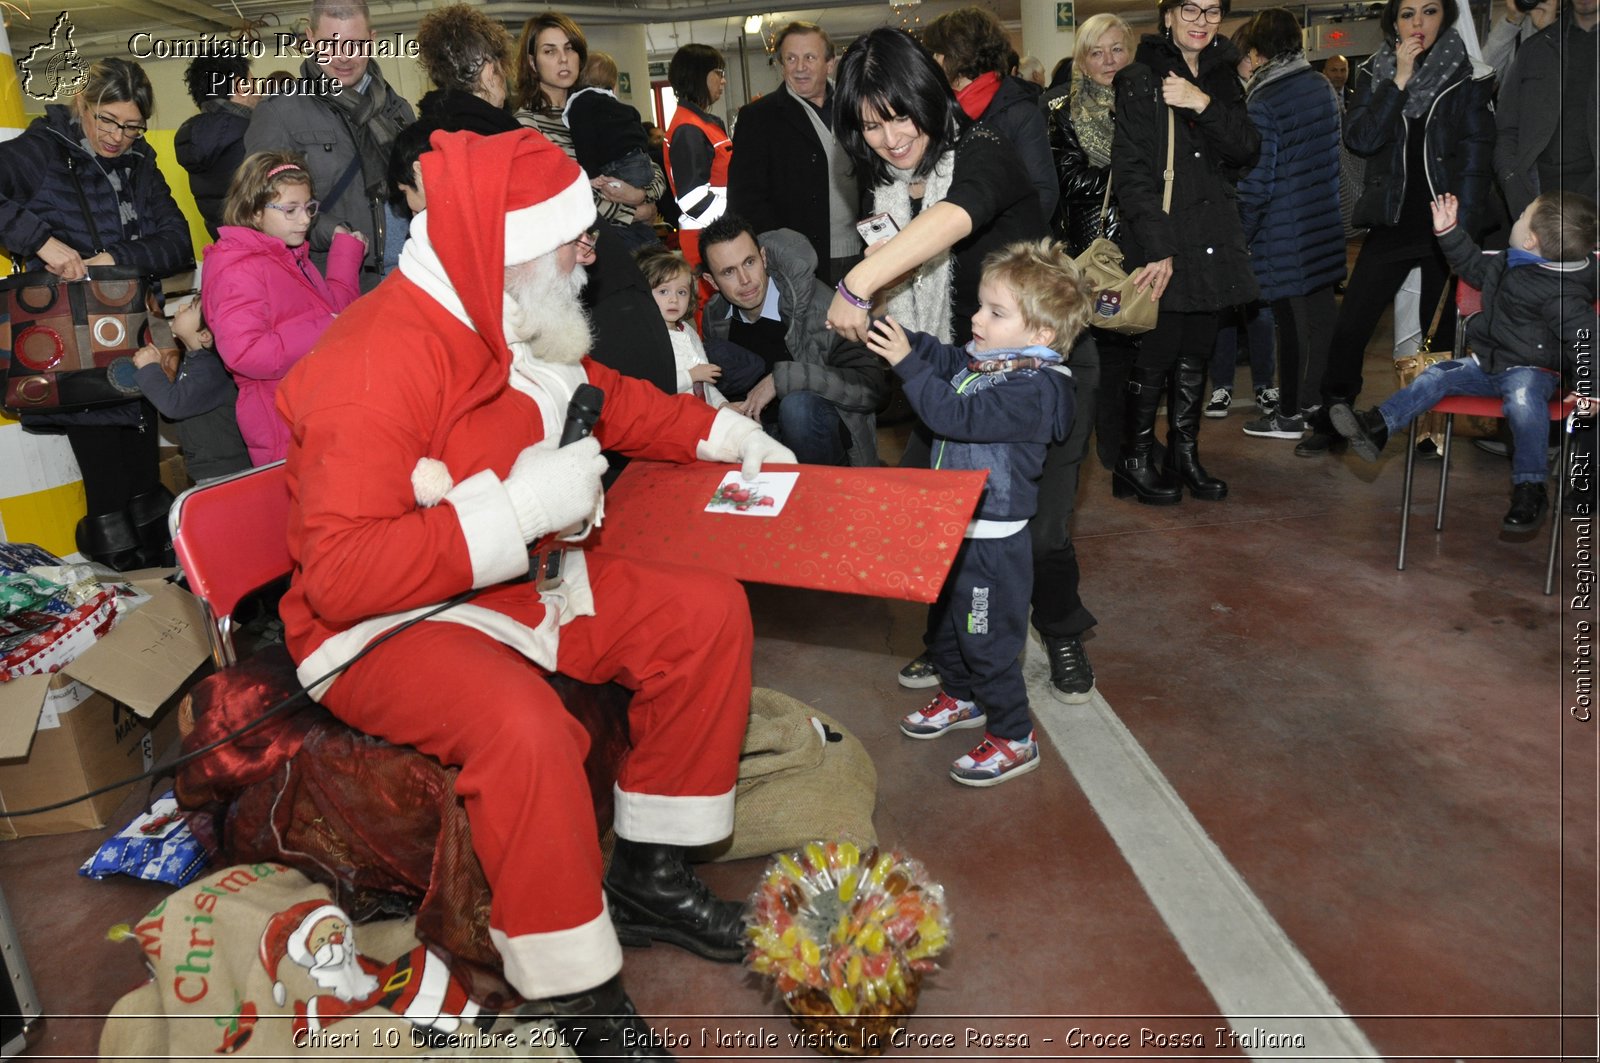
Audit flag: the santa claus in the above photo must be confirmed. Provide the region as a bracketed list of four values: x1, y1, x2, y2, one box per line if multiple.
[274, 128, 793, 1058]
[259, 901, 486, 1041]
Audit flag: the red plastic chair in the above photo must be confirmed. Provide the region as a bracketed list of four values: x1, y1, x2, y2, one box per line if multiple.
[168, 461, 291, 667]
[1395, 276, 1577, 595]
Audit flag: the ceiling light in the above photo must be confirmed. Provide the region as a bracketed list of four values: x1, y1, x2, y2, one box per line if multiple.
[744, 14, 763, 34]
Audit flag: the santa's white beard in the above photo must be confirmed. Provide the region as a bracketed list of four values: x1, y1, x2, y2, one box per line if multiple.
[504, 254, 591, 365]
[306, 941, 380, 1002]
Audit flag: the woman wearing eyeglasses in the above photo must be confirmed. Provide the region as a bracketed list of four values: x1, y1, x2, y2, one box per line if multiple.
[1108, 0, 1260, 504]
[202, 151, 363, 465]
[0, 57, 194, 568]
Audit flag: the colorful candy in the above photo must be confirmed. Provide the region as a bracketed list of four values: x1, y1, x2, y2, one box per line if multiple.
[744, 842, 952, 1017]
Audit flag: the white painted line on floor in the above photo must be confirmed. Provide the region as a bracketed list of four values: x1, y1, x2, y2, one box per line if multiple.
[1025, 641, 1386, 1061]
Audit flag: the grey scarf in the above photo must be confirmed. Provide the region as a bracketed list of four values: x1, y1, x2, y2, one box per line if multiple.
[306, 58, 408, 195]
[1370, 27, 1467, 119]
[1246, 52, 1311, 98]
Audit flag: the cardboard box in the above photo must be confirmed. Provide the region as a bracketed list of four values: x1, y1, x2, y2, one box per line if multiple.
[0, 579, 210, 839]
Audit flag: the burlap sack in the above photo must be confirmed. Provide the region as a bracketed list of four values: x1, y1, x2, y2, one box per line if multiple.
[99, 864, 576, 1060]
[691, 688, 878, 863]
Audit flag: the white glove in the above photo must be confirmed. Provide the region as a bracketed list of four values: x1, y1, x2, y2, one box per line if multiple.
[738, 429, 797, 480]
[502, 437, 607, 542]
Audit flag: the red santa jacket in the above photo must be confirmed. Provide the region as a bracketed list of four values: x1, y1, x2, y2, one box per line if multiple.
[275, 271, 718, 696]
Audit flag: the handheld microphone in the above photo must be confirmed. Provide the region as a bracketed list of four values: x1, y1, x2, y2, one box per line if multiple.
[560, 383, 605, 446]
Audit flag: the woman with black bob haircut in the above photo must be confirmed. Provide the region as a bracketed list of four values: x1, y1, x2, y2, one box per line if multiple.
[0, 56, 194, 569]
[1107, 0, 1259, 505]
[663, 43, 731, 266]
[1295, 0, 1494, 457]
[827, 27, 1041, 346]
[828, 28, 1101, 712]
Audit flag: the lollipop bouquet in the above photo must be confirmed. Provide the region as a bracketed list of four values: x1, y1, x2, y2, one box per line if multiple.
[745, 841, 952, 1056]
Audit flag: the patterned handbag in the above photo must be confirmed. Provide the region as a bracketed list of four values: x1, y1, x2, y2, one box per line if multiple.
[1, 266, 176, 413]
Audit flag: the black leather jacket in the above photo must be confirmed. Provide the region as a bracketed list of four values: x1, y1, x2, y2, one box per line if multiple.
[1046, 92, 1120, 256]
[1346, 51, 1496, 237]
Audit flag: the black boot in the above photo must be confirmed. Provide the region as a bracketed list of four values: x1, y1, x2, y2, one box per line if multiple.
[1166, 357, 1227, 500]
[75, 512, 141, 571]
[549, 975, 674, 1060]
[1503, 482, 1548, 534]
[1111, 367, 1181, 505]
[1329, 404, 1389, 462]
[604, 838, 746, 962]
[126, 487, 176, 568]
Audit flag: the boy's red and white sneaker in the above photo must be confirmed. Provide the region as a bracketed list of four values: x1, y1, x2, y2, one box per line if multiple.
[950, 731, 1040, 787]
[900, 692, 985, 739]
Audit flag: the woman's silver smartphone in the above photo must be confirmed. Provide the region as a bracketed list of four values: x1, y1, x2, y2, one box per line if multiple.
[856, 213, 900, 245]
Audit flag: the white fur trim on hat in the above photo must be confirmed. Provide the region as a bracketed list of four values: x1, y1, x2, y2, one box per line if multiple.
[504, 170, 598, 266]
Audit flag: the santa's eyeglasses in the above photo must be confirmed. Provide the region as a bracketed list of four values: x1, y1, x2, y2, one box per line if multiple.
[563, 228, 600, 250]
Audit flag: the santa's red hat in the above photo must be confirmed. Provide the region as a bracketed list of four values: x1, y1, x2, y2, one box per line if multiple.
[259, 901, 344, 1007]
[419, 128, 597, 371]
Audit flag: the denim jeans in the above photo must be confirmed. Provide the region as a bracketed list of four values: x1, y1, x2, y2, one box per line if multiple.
[1208, 302, 1275, 394]
[1378, 358, 1560, 484]
[773, 389, 848, 466]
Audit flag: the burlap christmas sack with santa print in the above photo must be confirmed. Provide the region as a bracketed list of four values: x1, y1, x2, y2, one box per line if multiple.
[99, 863, 578, 1060]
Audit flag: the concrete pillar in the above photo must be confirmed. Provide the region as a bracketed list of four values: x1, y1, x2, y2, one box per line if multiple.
[1019, 0, 1077, 74]
[587, 23, 653, 123]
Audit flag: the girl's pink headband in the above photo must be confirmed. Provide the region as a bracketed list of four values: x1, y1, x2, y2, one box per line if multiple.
[267, 164, 304, 178]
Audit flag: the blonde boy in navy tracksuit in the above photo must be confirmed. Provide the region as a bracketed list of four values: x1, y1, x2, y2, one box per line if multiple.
[866, 240, 1092, 787]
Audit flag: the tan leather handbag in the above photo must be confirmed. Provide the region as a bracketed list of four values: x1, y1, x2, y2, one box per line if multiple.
[1073, 109, 1175, 336]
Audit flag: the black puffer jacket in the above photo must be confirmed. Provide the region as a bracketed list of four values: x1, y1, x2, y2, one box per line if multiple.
[175, 100, 251, 239]
[0, 105, 195, 429]
[1111, 35, 1260, 313]
[1046, 90, 1120, 256]
[1345, 48, 1496, 237]
[0, 105, 194, 276]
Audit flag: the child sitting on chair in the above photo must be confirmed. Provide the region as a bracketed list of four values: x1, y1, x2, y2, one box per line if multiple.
[1331, 191, 1598, 534]
[865, 240, 1090, 787]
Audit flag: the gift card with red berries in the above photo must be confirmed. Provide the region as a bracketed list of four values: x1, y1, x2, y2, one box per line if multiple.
[706, 471, 798, 516]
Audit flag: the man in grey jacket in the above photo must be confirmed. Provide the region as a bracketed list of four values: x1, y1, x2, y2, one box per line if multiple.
[1494, 0, 1597, 217]
[700, 214, 885, 466]
[245, 0, 414, 291]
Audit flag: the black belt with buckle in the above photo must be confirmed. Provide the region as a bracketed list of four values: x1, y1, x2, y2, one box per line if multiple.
[529, 544, 567, 591]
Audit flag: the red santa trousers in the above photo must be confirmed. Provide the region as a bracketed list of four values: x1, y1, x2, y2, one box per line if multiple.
[318, 554, 752, 999]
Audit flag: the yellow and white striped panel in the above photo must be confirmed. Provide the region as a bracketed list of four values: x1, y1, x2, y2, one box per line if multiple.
[0, 21, 87, 556]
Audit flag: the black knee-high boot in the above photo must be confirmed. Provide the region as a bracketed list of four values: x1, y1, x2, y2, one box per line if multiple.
[1167, 356, 1228, 500]
[1111, 365, 1181, 505]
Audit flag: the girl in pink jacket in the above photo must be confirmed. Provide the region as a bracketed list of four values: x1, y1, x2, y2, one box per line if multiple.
[202, 151, 364, 464]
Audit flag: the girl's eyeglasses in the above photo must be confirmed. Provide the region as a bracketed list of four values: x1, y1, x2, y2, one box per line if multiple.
[266, 201, 321, 221]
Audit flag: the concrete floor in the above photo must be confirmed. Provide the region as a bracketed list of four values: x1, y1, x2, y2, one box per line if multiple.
[1, 338, 1594, 1062]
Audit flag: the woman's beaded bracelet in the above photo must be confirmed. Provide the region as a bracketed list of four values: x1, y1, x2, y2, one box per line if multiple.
[835, 279, 872, 310]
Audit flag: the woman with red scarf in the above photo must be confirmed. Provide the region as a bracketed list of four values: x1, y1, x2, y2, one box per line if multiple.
[922, 6, 1058, 223]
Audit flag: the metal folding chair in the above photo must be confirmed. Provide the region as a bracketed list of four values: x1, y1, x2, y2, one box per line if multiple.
[1395, 277, 1579, 594]
[167, 461, 290, 667]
